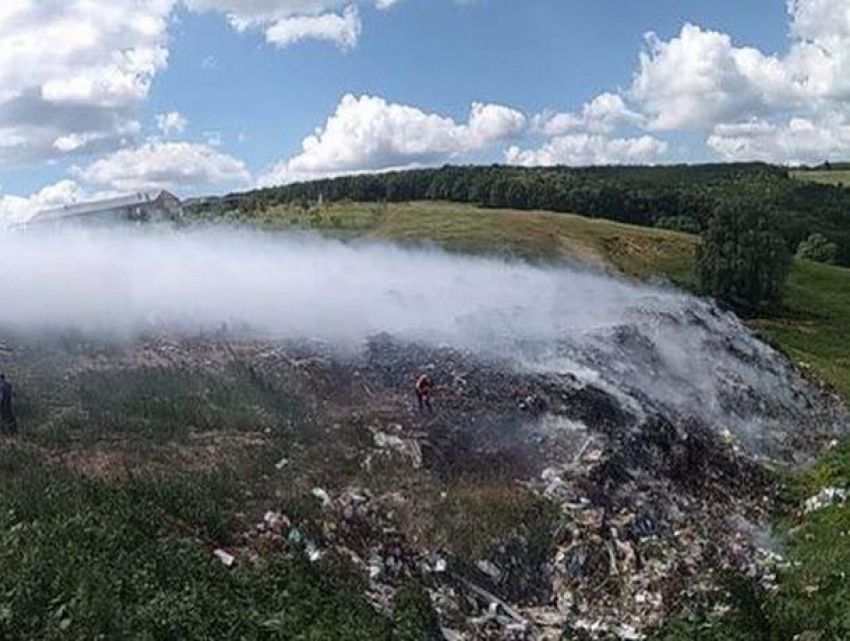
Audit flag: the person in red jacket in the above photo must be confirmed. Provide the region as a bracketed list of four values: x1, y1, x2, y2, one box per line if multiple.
[415, 373, 435, 413]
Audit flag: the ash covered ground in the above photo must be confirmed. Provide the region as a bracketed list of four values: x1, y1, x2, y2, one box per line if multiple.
[0, 228, 846, 638]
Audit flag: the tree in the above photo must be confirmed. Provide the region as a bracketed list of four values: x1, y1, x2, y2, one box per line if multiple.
[796, 233, 838, 265]
[697, 201, 792, 312]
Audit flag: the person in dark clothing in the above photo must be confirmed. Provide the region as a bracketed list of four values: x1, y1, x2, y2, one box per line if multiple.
[0, 374, 17, 433]
[415, 374, 434, 413]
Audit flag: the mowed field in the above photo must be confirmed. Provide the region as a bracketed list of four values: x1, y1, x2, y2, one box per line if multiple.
[791, 168, 850, 187]
[246, 200, 850, 401]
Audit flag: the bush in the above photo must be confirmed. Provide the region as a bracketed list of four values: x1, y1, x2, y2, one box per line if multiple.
[796, 233, 838, 264]
[697, 201, 791, 312]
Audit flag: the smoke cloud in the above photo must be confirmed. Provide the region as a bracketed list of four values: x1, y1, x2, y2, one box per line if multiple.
[0, 225, 839, 458]
[0, 226, 665, 344]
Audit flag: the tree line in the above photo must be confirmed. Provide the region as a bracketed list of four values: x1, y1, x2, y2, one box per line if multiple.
[201, 163, 850, 267]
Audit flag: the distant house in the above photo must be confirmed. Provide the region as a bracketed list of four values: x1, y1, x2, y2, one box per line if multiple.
[28, 190, 183, 227]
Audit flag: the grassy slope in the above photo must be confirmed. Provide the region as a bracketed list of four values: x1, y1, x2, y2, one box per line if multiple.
[752, 260, 850, 400]
[791, 168, 850, 187]
[246, 200, 850, 400]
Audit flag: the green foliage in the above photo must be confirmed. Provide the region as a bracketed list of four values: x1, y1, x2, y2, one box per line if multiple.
[752, 259, 850, 400]
[392, 583, 443, 641]
[67, 362, 308, 442]
[697, 201, 792, 312]
[797, 232, 839, 264]
[189, 163, 850, 266]
[0, 455, 393, 640]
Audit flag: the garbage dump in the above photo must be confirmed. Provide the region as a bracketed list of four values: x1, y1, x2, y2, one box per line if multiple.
[0, 231, 846, 638]
[147, 296, 844, 639]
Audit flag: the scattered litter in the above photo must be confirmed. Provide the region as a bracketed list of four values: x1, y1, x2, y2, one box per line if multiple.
[305, 540, 322, 563]
[804, 487, 847, 513]
[213, 549, 235, 568]
[476, 560, 502, 581]
[373, 430, 423, 468]
[312, 487, 331, 506]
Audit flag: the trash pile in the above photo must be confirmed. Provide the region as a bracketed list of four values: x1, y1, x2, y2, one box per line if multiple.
[3, 292, 847, 639]
[186, 316, 846, 639]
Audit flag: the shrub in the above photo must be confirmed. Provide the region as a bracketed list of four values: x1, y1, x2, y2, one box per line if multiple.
[697, 201, 791, 312]
[796, 233, 838, 264]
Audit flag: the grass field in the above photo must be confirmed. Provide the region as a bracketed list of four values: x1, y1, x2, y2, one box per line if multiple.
[226, 200, 850, 400]
[791, 168, 850, 187]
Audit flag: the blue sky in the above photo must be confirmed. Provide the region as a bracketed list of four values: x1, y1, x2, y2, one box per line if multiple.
[157, 0, 786, 168]
[1, 0, 848, 222]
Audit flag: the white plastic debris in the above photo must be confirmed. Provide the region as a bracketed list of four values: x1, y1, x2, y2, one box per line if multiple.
[312, 487, 331, 506]
[274, 457, 289, 470]
[213, 549, 235, 568]
[263, 510, 289, 531]
[305, 541, 322, 562]
[803, 487, 847, 513]
[476, 560, 502, 581]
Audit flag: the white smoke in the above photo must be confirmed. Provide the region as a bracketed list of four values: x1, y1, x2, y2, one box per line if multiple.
[0, 226, 671, 344]
[0, 225, 838, 458]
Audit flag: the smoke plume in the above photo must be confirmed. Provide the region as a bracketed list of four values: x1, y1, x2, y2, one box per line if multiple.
[0, 225, 839, 458]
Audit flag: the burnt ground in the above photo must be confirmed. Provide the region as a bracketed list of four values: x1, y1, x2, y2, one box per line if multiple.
[0, 332, 844, 639]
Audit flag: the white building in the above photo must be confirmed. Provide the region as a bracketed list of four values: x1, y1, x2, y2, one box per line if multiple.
[28, 191, 183, 227]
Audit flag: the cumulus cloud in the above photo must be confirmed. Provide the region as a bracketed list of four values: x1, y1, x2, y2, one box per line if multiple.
[0, 1, 412, 166]
[533, 93, 644, 136]
[707, 115, 850, 164]
[185, 1, 369, 49]
[260, 94, 527, 185]
[550, 0, 850, 162]
[263, 5, 360, 48]
[75, 141, 251, 192]
[627, 25, 796, 132]
[506, 134, 668, 167]
[0, 0, 173, 163]
[156, 111, 189, 136]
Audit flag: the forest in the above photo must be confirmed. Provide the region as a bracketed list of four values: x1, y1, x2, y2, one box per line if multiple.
[195, 163, 850, 266]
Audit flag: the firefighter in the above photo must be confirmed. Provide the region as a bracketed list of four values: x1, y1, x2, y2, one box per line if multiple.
[415, 373, 435, 413]
[0, 374, 17, 434]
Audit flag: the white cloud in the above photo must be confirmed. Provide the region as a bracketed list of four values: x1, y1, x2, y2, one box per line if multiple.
[156, 111, 189, 136]
[528, 0, 850, 163]
[75, 141, 251, 192]
[0, 1, 409, 166]
[263, 5, 360, 48]
[0, 0, 174, 163]
[260, 94, 527, 185]
[707, 114, 850, 164]
[628, 24, 797, 132]
[185, 1, 362, 49]
[467, 102, 528, 145]
[534, 93, 644, 136]
[506, 134, 668, 167]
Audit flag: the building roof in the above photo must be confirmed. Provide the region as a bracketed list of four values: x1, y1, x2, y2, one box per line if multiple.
[30, 190, 177, 223]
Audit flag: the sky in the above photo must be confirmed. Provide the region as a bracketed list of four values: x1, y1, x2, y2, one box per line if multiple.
[3, 0, 850, 223]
